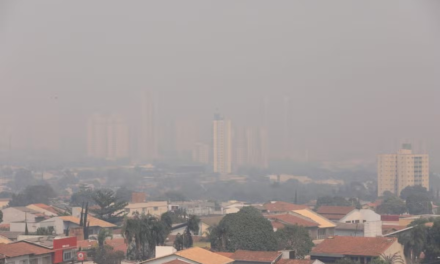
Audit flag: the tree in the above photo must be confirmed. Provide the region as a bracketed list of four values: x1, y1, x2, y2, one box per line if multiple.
[400, 185, 431, 199]
[0, 210, 2, 223]
[92, 189, 128, 224]
[70, 184, 96, 206]
[174, 233, 184, 251]
[36, 227, 54, 235]
[160, 212, 173, 229]
[93, 245, 125, 264]
[376, 196, 406, 215]
[210, 207, 277, 252]
[398, 224, 427, 261]
[424, 219, 440, 261]
[315, 196, 352, 209]
[334, 258, 360, 264]
[275, 225, 313, 259]
[406, 194, 432, 215]
[98, 228, 113, 248]
[9, 185, 57, 206]
[183, 215, 200, 248]
[115, 186, 133, 203]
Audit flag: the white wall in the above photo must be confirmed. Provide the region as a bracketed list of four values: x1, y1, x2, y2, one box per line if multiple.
[156, 246, 177, 258]
[1, 207, 37, 224]
[340, 209, 380, 223]
[10, 222, 39, 233]
[364, 221, 383, 237]
[39, 217, 65, 235]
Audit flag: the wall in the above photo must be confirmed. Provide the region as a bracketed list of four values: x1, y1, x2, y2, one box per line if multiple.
[364, 221, 383, 237]
[382, 240, 406, 264]
[340, 210, 380, 224]
[1, 207, 36, 224]
[334, 229, 364, 237]
[53, 237, 77, 264]
[10, 222, 38, 233]
[39, 218, 65, 235]
[5, 253, 52, 264]
[155, 246, 177, 258]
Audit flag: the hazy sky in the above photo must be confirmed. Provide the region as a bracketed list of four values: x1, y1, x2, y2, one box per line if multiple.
[1, 1, 440, 165]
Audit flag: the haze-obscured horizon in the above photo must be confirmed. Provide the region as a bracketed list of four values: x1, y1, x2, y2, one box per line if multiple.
[1, 1, 440, 169]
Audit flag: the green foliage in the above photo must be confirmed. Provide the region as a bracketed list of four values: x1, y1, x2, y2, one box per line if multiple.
[35, 226, 54, 235]
[376, 196, 406, 215]
[210, 207, 277, 252]
[183, 215, 200, 248]
[424, 219, 440, 261]
[174, 233, 184, 251]
[93, 245, 125, 264]
[115, 186, 133, 203]
[398, 224, 427, 261]
[70, 185, 96, 206]
[275, 225, 313, 259]
[91, 189, 128, 224]
[315, 196, 353, 209]
[0, 210, 2, 223]
[399, 185, 432, 215]
[122, 214, 170, 260]
[334, 258, 360, 264]
[400, 185, 431, 199]
[98, 228, 113, 248]
[160, 212, 173, 229]
[9, 185, 57, 206]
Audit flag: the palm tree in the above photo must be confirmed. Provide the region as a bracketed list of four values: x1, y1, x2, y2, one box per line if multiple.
[183, 215, 200, 248]
[97, 228, 113, 248]
[398, 224, 427, 261]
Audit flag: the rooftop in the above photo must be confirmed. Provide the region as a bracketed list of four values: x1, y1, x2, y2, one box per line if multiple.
[267, 213, 319, 228]
[58, 216, 116, 228]
[175, 247, 234, 264]
[230, 250, 282, 262]
[317, 206, 355, 216]
[293, 209, 336, 228]
[277, 260, 313, 264]
[0, 241, 53, 258]
[200, 215, 224, 226]
[311, 236, 397, 257]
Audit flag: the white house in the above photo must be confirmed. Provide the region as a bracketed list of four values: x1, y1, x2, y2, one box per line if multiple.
[340, 209, 380, 224]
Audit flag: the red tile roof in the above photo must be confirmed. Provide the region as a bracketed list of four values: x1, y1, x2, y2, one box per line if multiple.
[277, 260, 313, 264]
[264, 201, 308, 212]
[317, 206, 355, 220]
[267, 214, 319, 227]
[163, 260, 191, 264]
[31, 203, 60, 215]
[77, 238, 127, 253]
[0, 241, 53, 258]
[311, 236, 397, 257]
[381, 215, 400, 222]
[230, 250, 282, 262]
[215, 252, 234, 258]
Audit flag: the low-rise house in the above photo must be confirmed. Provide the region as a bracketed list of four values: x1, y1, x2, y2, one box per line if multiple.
[221, 201, 249, 215]
[311, 236, 405, 264]
[77, 237, 127, 254]
[316, 206, 355, 222]
[263, 201, 308, 214]
[39, 215, 116, 235]
[125, 201, 168, 217]
[22, 236, 78, 264]
[0, 241, 53, 264]
[26, 204, 61, 217]
[339, 209, 380, 224]
[228, 250, 282, 264]
[266, 213, 320, 239]
[335, 223, 364, 237]
[199, 215, 224, 236]
[293, 209, 335, 239]
[1, 207, 45, 224]
[140, 247, 234, 264]
[170, 201, 216, 216]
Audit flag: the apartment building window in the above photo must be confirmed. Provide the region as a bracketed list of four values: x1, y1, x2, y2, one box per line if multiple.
[30, 259, 38, 264]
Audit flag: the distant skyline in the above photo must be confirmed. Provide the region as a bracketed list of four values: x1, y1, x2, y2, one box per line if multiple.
[1, 1, 440, 168]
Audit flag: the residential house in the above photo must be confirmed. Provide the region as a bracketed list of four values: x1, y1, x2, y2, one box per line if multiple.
[38, 215, 116, 236]
[335, 223, 365, 237]
[139, 247, 234, 264]
[221, 201, 249, 215]
[1, 207, 45, 224]
[263, 201, 308, 214]
[266, 213, 320, 240]
[311, 236, 406, 264]
[339, 209, 380, 224]
[125, 201, 168, 217]
[26, 204, 60, 217]
[169, 201, 216, 216]
[316, 206, 355, 222]
[0, 241, 53, 264]
[293, 209, 335, 239]
[227, 250, 282, 264]
[22, 236, 78, 264]
[77, 237, 127, 254]
[199, 215, 224, 236]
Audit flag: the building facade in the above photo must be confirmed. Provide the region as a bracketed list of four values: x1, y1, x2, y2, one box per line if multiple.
[212, 114, 232, 174]
[378, 144, 429, 196]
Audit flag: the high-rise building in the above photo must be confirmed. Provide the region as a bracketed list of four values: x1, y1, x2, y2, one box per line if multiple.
[87, 113, 129, 159]
[234, 127, 268, 169]
[139, 91, 157, 161]
[282, 96, 293, 159]
[377, 144, 429, 196]
[175, 119, 198, 160]
[212, 113, 232, 174]
[192, 142, 210, 164]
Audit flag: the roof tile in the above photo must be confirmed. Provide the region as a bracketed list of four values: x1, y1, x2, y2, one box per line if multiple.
[230, 250, 282, 262]
[264, 201, 308, 212]
[267, 214, 319, 227]
[0, 241, 53, 258]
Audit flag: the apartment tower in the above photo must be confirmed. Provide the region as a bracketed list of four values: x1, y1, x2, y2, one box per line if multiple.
[377, 144, 429, 196]
[212, 113, 232, 174]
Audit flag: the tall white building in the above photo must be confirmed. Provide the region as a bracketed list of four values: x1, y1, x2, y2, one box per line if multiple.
[377, 144, 429, 196]
[212, 113, 232, 174]
[87, 113, 129, 159]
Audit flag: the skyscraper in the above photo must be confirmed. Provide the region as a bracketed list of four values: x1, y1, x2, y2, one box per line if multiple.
[377, 144, 429, 196]
[192, 142, 210, 164]
[175, 119, 198, 160]
[87, 113, 129, 159]
[212, 113, 232, 174]
[234, 127, 268, 169]
[139, 91, 157, 161]
[283, 96, 292, 159]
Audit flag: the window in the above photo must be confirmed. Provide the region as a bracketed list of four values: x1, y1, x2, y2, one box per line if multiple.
[30, 259, 38, 264]
[64, 251, 73, 261]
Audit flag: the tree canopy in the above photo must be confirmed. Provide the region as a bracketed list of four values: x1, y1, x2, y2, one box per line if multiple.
[8, 184, 57, 206]
[210, 207, 277, 252]
[91, 189, 128, 224]
[376, 196, 406, 215]
[275, 225, 313, 259]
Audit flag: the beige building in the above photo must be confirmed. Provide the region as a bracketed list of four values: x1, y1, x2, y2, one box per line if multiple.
[378, 144, 429, 196]
[213, 113, 232, 174]
[125, 201, 168, 217]
[235, 127, 268, 169]
[192, 142, 210, 164]
[139, 91, 157, 161]
[87, 113, 129, 159]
